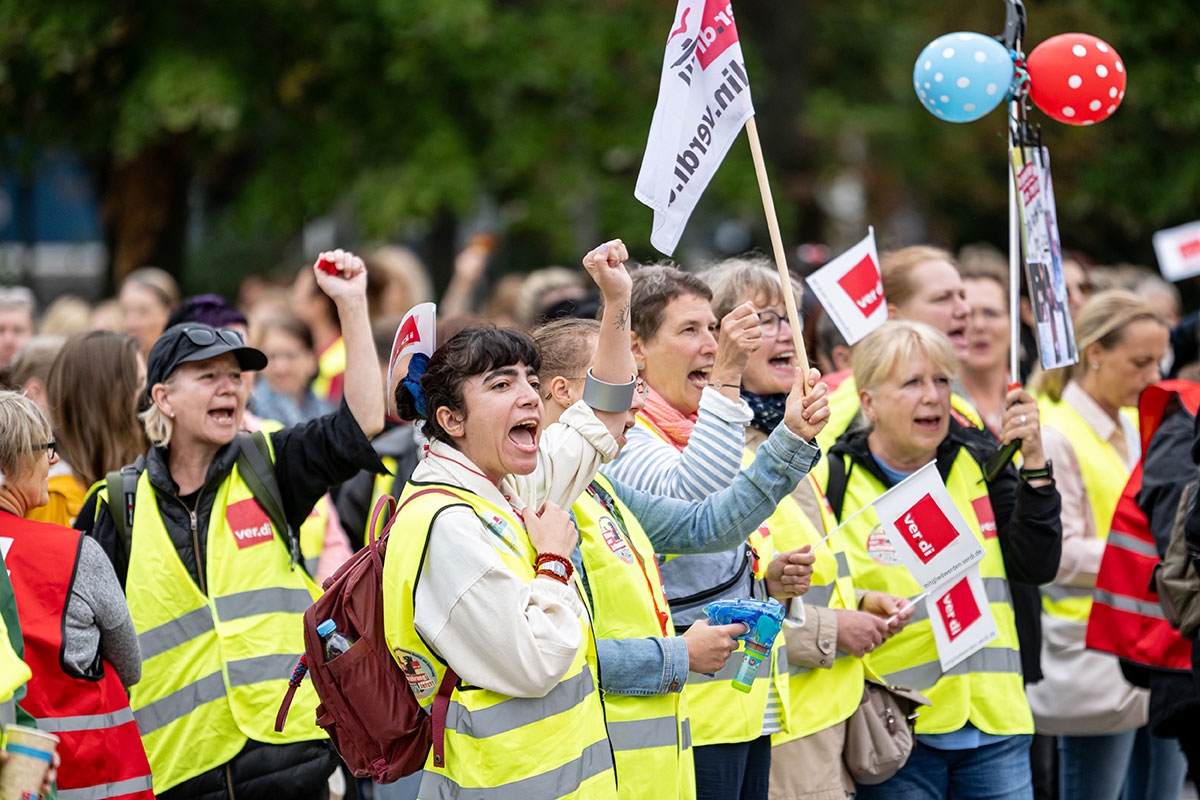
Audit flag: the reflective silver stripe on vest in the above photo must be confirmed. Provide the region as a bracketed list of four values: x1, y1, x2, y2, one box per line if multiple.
[304, 557, 319, 576]
[138, 606, 215, 661]
[1042, 584, 1091, 602]
[0, 699, 14, 727]
[213, 587, 313, 621]
[804, 582, 835, 608]
[133, 670, 226, 735]
[227, 653, 302, 687]
[835, 551, 850, 578]
[57, 774, 155, 800]
[606, 715, 679, 751]
[680, 717, 692, 751]
[909, 578, 1012, 624]
[1093, 589, 1166, 620]
[689, 642, 779, 685]
[444, 667, 596, 739]
[789, 648, 849, 677]
[35, 706, 135, 733]
[881, 647, 1023, 692]
[1106, 530, 1159, 560]
[418, 738, 614, 800]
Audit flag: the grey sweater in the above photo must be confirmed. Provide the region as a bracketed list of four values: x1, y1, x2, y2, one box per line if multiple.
[64, 536, 140, 687]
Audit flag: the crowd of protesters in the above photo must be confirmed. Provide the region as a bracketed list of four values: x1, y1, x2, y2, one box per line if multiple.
[0, 235, 1198, 800]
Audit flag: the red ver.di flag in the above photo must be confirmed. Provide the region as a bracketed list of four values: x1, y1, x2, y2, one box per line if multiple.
[636, 0, 755, 255]
[926, 567, 998, 672]
[871, 461, 985, 593]
[803, 228, 885, 345]
[1153, 220, 1200, 282]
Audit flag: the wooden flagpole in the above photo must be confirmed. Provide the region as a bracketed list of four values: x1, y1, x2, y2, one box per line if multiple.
[745, 116, 811, 379]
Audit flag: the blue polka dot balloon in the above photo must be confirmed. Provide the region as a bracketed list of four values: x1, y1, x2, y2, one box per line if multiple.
[913, 32, 1016, 123]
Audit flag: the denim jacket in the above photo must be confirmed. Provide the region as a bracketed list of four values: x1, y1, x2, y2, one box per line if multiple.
[571, 422, 820, 695]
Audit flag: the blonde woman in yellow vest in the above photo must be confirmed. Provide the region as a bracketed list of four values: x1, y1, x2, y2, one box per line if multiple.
[75, 250, 387, 797]
[534, 317, 831, 799]
[703, 261, 918, 800]
[818, 246, 984, 452]
[818, 321, 1061, 800]
[606, 265, 822, 800]
[383, 241, 638, 799]
[1025, 291, 1184, 800]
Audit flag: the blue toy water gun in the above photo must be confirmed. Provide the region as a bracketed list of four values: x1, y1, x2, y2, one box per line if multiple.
[703, 598, 787, 693]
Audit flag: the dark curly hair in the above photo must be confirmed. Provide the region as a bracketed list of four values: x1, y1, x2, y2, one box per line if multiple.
[395, 326, 542, 447]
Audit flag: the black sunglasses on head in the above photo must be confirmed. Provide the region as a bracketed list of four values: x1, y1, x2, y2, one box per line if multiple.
[182, 327, 244, 347]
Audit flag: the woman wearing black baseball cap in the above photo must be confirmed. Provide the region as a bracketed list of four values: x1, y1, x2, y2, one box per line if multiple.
[76, 250, 385, 798]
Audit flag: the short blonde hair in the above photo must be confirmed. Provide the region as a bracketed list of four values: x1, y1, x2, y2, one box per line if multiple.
[700, 257, 804, 323]
[853, 320, 960, 398]
[140, 376, 178, 448]
[1029, 289, 1166, 402]
[0, 390, 53, 478]
[880, 246, 958, 313]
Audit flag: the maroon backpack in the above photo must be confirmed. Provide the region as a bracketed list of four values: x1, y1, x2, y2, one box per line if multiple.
[276, 492, 458, 782]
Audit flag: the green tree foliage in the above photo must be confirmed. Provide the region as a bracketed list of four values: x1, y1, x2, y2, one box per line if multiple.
[1, 0, 1196, 284]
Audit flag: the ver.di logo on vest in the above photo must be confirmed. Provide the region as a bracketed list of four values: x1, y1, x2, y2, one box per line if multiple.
[226, 498, 274, 549]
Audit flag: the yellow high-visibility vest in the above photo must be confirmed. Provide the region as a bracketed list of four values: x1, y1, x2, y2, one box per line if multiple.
[383, 482, 617, 799]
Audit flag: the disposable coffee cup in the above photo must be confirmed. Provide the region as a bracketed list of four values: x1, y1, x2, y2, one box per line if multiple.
[0, 724, 58, 800]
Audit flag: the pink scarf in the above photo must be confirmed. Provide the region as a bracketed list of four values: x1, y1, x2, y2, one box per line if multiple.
[639, 384, 698, 451]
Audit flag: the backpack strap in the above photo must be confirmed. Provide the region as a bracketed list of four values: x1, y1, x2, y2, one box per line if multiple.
[431, 666, 459, 768]
[236, 431, 301, 569]
[105, 456, 145, 564]
[825, 452, 851, 522]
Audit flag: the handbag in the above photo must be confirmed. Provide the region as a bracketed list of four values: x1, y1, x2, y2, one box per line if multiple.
[842, 679, 930, 785]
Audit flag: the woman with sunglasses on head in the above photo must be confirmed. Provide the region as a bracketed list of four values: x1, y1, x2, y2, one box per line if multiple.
[0, 390, 152, 798]
[382, 241, 637, 799]
[75, 250, 386, 799]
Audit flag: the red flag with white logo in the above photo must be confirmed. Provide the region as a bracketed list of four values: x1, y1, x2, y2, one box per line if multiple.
[803, 228, 886, 345]
[1153, 220, 1200, 282]
[926, 567, 998, 672]
[635, 0, 755, 255]
[870, 461, 985, 593]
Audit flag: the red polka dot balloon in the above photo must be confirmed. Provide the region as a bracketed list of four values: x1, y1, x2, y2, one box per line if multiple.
[1027, 33, 1126, 125]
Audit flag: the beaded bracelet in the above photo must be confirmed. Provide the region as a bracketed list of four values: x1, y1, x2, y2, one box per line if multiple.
[536, 567, 570, 585]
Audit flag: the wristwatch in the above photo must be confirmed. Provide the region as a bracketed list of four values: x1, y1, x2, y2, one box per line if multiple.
[1019, 460, 1054, 482]
[537, 559, 571, 582]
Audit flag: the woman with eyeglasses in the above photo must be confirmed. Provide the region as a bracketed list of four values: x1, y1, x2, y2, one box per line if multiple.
[0, 389, 153, 798]
[702, 260, 913, 800]
[75, 250, 386, 798]
[958, 260, 1012, 441]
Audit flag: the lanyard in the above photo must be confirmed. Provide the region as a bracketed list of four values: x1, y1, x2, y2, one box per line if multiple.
[586, 481, 670, 636]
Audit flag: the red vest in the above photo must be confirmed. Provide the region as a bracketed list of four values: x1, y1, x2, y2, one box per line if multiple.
[1085, 380, 1200, 672]
[2, 515, 155, 798]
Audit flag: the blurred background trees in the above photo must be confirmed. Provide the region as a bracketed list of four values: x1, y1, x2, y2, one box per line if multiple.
[0, 0, 1196, 297]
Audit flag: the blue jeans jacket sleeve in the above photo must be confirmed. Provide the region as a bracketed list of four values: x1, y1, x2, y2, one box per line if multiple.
[595, 635, 690, 695]
[609, 422, 820, 555]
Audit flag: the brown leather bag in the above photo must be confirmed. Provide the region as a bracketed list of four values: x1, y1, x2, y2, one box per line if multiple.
[842, 679, 931, 785]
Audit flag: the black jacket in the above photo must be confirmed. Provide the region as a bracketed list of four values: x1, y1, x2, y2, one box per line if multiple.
[332, 421, 420, 552]
[75, 401, 385, 797]
[827, 419, 1063, 684]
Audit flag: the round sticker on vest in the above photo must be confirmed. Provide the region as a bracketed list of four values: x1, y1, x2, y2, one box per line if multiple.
[599, 516, 635, 564]
[866, 524, 900, 566]
[395, 649, 438, 699]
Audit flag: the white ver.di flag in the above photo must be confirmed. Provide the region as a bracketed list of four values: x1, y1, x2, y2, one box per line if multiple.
[635, 0, 755, 256]
[871, 461, 986, 594]
[803, 228, 886, 345]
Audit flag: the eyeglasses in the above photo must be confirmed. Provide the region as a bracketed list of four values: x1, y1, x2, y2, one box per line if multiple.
[756, 310, 789, 338]
[32, 439, 55, 460]
[183, 327, 244, 347]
